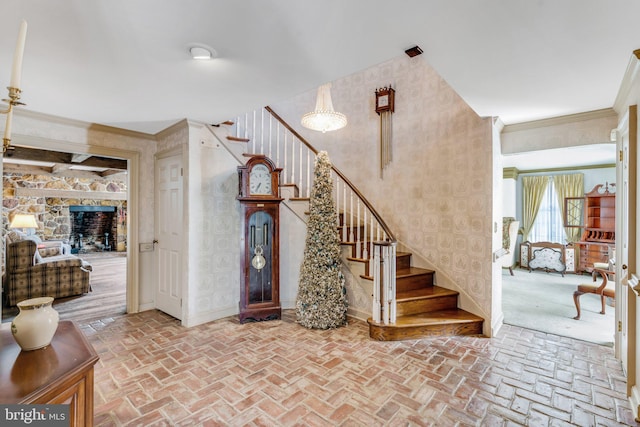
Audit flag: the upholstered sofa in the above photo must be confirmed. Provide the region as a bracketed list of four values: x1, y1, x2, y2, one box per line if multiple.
[4, 239, 92, 306]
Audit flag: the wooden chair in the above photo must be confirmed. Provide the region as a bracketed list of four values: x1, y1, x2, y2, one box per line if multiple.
[572, 268, 615, 320]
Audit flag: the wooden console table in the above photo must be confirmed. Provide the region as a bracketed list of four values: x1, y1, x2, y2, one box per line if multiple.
[0, 320, 99, 427]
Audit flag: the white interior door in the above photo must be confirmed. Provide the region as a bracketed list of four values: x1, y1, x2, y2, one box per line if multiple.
[156, 153, 183, 319]
[616, 106, 636, 374]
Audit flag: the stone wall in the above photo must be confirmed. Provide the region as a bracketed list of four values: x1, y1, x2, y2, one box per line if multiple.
[3, 172, 128, 251]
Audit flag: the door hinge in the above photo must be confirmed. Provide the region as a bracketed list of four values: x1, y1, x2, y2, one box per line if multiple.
[181, 168, 183, 177]
[618, 320, 622, 332]
[620, 150, 623, 162]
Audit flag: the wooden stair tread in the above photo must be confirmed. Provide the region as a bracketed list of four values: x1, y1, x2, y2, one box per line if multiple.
[396, 267, 435, 277]
[227, 136, 250, 142]
[361, 266, 434, 281]
[396, 286, 458, 301]
[369, 309, 483, 327]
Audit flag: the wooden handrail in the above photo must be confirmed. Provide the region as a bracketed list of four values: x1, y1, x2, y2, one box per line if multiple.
[265, 106, 396, 243]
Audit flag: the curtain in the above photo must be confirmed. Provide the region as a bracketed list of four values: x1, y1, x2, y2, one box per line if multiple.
[522, 176, 549, 241]
[553, 173, 584, 243]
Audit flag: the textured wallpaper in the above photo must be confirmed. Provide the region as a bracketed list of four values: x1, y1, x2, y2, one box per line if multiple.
[272, 55, 494, 322]
[8, 55, 496, 327]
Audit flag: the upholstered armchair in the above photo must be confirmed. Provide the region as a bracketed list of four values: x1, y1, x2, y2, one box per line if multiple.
[4, 239, 92, 306]
[501, 218, 520, 275]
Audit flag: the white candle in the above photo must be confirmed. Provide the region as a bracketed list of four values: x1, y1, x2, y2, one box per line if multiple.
[4, 109, 13, 140]
[9, 20, 28, 89]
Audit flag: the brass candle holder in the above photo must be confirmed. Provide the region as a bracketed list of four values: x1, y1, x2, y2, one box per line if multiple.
[2, 86, 25, 153]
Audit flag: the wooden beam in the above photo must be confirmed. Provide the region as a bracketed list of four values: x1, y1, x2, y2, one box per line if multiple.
[71, 153, 92, 163]
[52, 163, 72, 174]
[5, 146, 71, 163]
[78, 156, 127, 170]
[2, 163, 53, 175]
[100, 169, 127, 178]
[15, 187, 127, 200]
[5, 146, 128, 170]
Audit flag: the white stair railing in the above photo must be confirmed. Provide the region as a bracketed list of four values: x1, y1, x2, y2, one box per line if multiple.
[372, 241, 397, 324]
[225, 106, 397, 323]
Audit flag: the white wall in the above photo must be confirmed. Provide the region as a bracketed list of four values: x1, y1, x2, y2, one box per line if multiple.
[179, 123, 307, 327]
[502, 177, 517, 218]
[502, 110, 618, 154]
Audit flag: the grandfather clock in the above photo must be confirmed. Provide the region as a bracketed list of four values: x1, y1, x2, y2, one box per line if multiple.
[237, 155, 283, 323]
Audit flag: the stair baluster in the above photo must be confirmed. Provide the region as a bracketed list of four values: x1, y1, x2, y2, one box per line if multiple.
[225, 106, 397, 324]
[372, 246, 381, 323]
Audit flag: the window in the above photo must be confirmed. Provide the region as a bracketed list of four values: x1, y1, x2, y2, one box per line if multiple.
[529, 180, 566, 243]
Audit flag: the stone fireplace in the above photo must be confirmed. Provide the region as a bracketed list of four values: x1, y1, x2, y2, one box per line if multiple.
[69, 206, 118, 253]
[3, 172, 128, 253]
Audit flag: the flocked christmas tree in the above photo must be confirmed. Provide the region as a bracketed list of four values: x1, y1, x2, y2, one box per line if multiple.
[296, 151, 348, 329]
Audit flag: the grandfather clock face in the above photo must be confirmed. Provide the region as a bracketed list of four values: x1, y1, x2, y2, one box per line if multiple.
[249, 164, 272, 195]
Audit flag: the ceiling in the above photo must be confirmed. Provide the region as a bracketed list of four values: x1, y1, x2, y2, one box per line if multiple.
[0, 1, 639, 138]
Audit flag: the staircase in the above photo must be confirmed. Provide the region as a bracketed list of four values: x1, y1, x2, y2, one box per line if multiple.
[212, 107, 484, 341]
[339, 219, 484, 340]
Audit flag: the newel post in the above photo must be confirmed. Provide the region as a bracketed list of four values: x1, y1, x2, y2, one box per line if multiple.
[372, 240, 397, 324]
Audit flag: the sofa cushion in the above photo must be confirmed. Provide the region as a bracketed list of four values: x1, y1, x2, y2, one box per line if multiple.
[37, 241, 64, 258]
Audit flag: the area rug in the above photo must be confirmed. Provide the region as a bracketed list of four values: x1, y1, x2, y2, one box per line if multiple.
[502, 269, 615, 346]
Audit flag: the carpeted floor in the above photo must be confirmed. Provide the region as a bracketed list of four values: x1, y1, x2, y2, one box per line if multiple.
[502, 268, 615, 346]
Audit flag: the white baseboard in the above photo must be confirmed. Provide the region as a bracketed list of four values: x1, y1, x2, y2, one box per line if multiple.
[347, 307, 369, 322]
[491, 312, 504, 337]
[138, 302, 155, 312]
[630, 385, 640, 422]
[183, 305, 237, 328]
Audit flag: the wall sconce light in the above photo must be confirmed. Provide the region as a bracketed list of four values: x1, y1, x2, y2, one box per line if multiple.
[301, 83, 347, 133]
[2, 19, 28, 153]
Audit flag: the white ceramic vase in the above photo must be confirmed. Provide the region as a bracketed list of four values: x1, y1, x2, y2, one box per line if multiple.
[11, 297, 59, 351]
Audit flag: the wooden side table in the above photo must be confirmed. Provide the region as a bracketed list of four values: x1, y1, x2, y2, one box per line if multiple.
[0, 320, 99, 427]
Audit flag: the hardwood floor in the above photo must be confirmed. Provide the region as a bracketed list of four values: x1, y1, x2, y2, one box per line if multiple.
[2, 251, 127, 324]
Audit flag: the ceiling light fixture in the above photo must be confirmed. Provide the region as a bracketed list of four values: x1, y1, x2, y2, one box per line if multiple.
[190, 46, 214, 60]
[301, 83, 347, 133]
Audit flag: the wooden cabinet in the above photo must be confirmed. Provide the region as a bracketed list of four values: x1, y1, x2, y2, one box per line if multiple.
[574, 184, 615, 273]
[0, 320, 99, 427]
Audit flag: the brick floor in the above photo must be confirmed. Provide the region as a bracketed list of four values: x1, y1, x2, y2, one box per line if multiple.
[80, 310, 639, 426]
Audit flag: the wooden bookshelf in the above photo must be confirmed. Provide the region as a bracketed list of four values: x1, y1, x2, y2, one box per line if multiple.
[575, 183, 615, 273]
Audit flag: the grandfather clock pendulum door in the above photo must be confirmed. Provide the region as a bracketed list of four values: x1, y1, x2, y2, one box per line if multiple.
[237, 155, 283, 323]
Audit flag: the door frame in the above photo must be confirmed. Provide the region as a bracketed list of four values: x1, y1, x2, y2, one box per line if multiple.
[9, 133, 140, 315]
